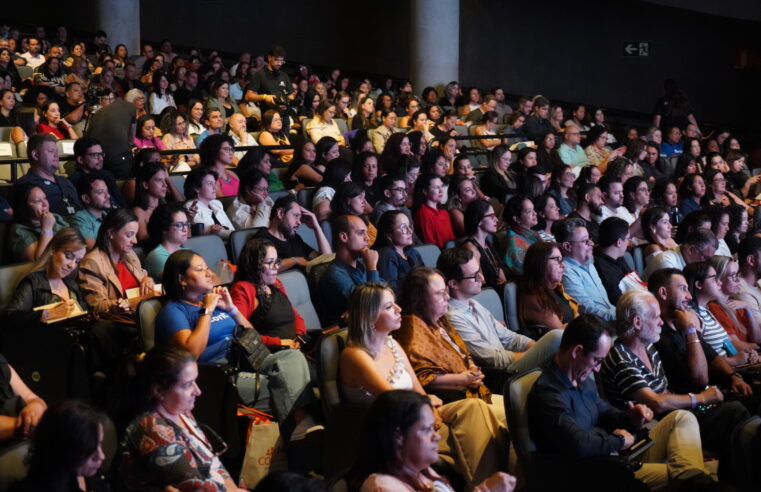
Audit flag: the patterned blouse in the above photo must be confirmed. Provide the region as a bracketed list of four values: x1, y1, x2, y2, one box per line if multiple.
[502, 227, 541, 276]
[122, 411, 231, 491]
[393, 314, 491, 402]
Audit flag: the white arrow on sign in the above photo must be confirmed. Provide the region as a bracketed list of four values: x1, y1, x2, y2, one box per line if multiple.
[624, 43, 637, 55]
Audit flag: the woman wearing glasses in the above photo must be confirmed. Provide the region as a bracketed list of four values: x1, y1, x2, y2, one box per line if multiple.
[144, 203, 190, 279]
[230, 238, 308, 350]
[518, 241, 579, 331]
[373, 210, 423, 293]
[462, 199, 507, 290]
[502, 195, 541, 277]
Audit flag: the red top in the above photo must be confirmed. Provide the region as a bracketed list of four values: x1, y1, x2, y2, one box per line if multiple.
[414, 203, 455, 248]
[116, 262, 139, 294]
[36, 122, 65, 139]
[708, 301, 752, 343]
[229, 278, 306, 347]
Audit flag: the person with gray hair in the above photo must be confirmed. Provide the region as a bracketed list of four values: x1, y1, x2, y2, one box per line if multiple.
[643, 228, 717, 281]
[603, 289, 761, 490]
[555, 217, 616, 320]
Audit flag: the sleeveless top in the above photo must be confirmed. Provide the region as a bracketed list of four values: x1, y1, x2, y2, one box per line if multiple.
[342, 337, 414, 405]
[252, 287, 297, 340]
[218, 173, 240, 197]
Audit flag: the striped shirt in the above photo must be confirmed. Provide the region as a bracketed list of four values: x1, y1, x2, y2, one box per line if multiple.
[695, 305, 731, 357]
[602, 340, 668, 409]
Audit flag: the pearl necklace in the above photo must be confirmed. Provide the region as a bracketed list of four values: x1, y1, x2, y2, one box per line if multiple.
[386, 337, 406, 385]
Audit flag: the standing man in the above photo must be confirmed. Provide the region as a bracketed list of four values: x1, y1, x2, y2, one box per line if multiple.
[85, 100, 136, 178]
[245, 45, 295, 133]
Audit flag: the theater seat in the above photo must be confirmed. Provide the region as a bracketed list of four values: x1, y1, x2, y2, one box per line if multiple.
[0, 263, 32, 307]
[318, 329, 349, 420]
[278, 269, 322, 333]
[137, 297, 164, 351]
[472, 287, 504, 323]
[504, 369, 541, 473]
[502, 280, 520, 332]
[0, 441, 30, 492]
[229, 227, 263, 263]
[169, 174, 186, 200]
[413, 244, 441, 267]
[185, 235, 228, 273]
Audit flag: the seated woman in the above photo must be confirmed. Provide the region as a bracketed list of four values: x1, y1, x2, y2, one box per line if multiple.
[297, 89, 320, 124]
[394, 267, 506, 424]
[132, 162, 171, 242]
[186, 99, 206, 135]
[306, 100, 345, 146]
[77, 209, 156, 315]
[479, 144, 516, 203]
[198, 133, 239, 197]
[341, 286, 510, 492]
[708, 255, 761, 352]
[183, 167, 234, 240]
[641, 206, 678, 259]
[258, 109, 294, 165]
[473, 111, 502, 150]
[725, 204, 748, 255]
[447, 175, 478, 238]
[122, 148, 184, 206]
[374, 210, 423, 292]
[32, 57, 66, 96]
[683, 262, 758, 366]
[0, 353, 46, 445]
[502, 194, 541, 277]
[653, 180, 683, 225]
[144, 203, 189, 280]
[205, 80, 237, 124]
[707, 205, 732, 257]
[155, 251, 312, 423]
[412, 174, 454, 248]
[351, 151, 381, 207]
[535, 132, 562, 173]
[230, 238, 307, 350]
[518, 241, 579, 331]
[121, 345, 247, 492]
[9, 400, 109, 492]
[133, 114, 167, 150]
[160, 110, 197, 171]
[148, 71, 176, 116]
[36, 101, 77, 139]
[533, 194, 561, 242]
[379, 133, 413, 177]
[677, 173, 705, 216]
[547, 164, 576, 216]
[237, 147, 285, 193]
[703, 169, 747, 210]
[312, 159, 352, 222]
[621, 175, 650, 239]
[584, 125, 623, 173]
[9, 184, 69, 263]
[331, 181, 376, 245]
[351, 94, 375, 131]
[283, 140, 323, 189]
[396, 97, 421, 129]
[3, 228, 86, 324]
[314, 136, 341, 174]
[462, 200, 506, 290]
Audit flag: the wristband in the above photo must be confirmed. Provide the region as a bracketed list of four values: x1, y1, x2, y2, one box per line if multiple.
[731, 372, 743, 379]
[688, 393, 697, 409]
[41, 229, 54, 235]
[229, 306, 238, 317]
[684, 327, 697, 335]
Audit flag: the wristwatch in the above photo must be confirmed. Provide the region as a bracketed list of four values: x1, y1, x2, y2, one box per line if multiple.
[200, 307, 211, 316]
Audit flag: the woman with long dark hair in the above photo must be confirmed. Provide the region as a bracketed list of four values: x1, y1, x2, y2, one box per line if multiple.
[373, 210, 423, 292]
[462, 199, 506, 290]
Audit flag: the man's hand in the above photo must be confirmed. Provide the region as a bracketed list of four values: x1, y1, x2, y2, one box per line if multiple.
[16, 399, 46, 438]
[626, 401, 653, 427]
[300, 206, 320, 229]
[699, 385, 723, 405]
[730, 373, 753, 396]
[673, 309, 700, 333]
[613, 429, 635, 450]
[360, 247, 378, 270]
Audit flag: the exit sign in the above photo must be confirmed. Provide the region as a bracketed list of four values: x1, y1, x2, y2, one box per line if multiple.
[623, 42, 651, 57]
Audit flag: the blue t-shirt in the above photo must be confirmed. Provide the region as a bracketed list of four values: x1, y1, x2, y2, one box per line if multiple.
[156, 300, 236, 363]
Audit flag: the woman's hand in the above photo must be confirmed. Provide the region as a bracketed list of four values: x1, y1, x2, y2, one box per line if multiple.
[473, 472, 517, 492]
[209, 224, 224, 235]
[460, 368, 484, 389]
[43, 299, 76, 321]
[212, 286, 233, 312]
[39, 211, 56, 231]
[140, 276, 156, 297]
[202, 291, 221, 312]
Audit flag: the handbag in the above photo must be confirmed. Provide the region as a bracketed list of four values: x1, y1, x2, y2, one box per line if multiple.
[232, 325, 271, 373]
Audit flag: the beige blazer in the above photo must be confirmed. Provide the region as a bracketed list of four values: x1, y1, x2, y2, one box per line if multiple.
[77, 248, 148, 313]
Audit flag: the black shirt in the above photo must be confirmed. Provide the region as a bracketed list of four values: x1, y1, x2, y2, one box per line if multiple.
[593, 252, 630, 305]
[69, 168, 127, 209]
[174, 86, 204, 109]
[254, 228, 314, 261]
[85, 100, 136, 178]
[249, 67, 292, 113]
[654, 323, 718, 395]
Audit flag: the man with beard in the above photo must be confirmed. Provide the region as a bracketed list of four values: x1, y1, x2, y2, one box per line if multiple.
[70, 174, 112, 250]
[567, 182, 603, 243]
[244, 45, 295, 133]
[254, 194, 331, 273]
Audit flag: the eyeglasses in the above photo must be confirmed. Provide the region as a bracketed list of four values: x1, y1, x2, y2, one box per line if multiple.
[548, 255, 564, 264]
[567, 238, 593, 245]
[263, 258, 282, 268]
[389, 187, 407, 194]
[704, 274, 718, 281]
[220, 146, 235, 153]
[726, 272, 739, 281]
[85, 151, 105, 158]
[171, 221, 191, 229]
[482, 213, 497, 220]
[395, 224, 413, 234]
[461, 267, 482, 281]
[253, 185, 269, 193]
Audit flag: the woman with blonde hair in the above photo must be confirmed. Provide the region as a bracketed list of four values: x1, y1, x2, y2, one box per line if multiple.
[340, 283, 508, 491]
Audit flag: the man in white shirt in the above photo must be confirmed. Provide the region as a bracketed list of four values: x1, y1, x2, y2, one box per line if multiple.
[227, 113, 257, 162]
[596, 175, 634, 224]
[643, 229, 717, 281]
[20, 37, 45, 69]
[438, 246, 562, 385]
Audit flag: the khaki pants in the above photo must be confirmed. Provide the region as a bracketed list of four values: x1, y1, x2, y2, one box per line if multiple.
[634, 409, 710, 490]
[437, 398, 508, 491]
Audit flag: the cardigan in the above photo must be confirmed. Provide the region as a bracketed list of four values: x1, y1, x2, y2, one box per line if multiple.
[77, 248, 148, 313]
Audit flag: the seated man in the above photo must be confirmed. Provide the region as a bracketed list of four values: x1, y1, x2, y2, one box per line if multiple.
[567, 182, 602, 243]
[194, 109, 224, 147]
[555, 218, 615, 321]
[557, 124, 589, 170]
[318, 215, 381, 324]
[69, 174, 111, 250]
[226, 169, 273, 230]
[733, 236, 761, 326]
[254, 194, 332, 272]
[643, 229, 717, 281]
[0, 353, 47, 444]
[370, 173, 413, 226]
[438, 247, 562, 380]
[596, 175, 630, 224]
[12, 134, 81, 217]
[603, 290, 759, 490]
[528, 313, 714, 490]
[593, 217, 646, 305]
[69, 137, 126, 208]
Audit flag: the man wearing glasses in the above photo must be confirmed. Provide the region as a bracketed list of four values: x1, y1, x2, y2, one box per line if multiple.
[643, 229, 717, 281]
[370, 174, 413, 225]
[439, 247, 561, 389]
[558, 123, 589, 170]
[555, 217, 616, 321]
[70, 137, 126, 208]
